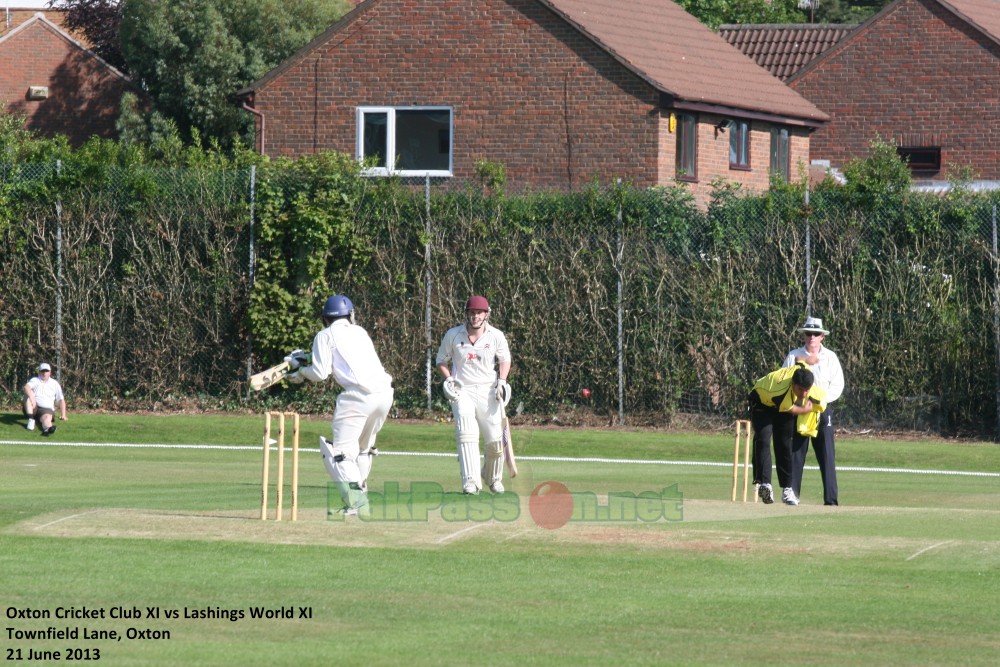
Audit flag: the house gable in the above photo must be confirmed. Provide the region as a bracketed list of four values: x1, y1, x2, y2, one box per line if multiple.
[788, 0, 1000, 181]
[242, 0, 664, 190]
[0, 14, 133, 145]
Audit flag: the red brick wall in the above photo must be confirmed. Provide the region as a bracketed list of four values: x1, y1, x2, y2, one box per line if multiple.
[657, 112, 811, 205]
[254, 0, 663, 190]
[0, 20, 131, 145]
[253, 0, 804, 199]
[790, 0, 1000, 180]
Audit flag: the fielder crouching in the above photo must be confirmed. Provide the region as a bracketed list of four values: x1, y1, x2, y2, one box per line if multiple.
[285, 294, 394, 516]
[436, 295, 512, 495]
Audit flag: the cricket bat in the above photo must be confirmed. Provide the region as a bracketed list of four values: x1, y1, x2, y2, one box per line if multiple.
[249, 361, 290, 391]
[502, 415, 518, 478]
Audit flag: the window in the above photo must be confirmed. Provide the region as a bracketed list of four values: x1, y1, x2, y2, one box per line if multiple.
[675, 113, 697, 181]
[770, 127, 790, 181]
[729, 120, 750, 170]
[897, 147, 941, 176]
[357, 107, 453, 176]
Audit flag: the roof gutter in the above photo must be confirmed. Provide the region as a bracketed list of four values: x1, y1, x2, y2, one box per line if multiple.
[663, 94, 827, 128]
[239, 96, 266, 154]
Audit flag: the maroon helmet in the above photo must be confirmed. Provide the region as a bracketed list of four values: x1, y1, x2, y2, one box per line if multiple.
[465, 295, 490, 312]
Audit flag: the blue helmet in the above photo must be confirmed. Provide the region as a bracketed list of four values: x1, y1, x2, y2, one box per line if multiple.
[322, 294, 354, 321]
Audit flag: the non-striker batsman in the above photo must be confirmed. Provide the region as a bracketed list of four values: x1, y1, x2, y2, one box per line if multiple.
[436, 295, 512, 495]
[285, 294, 394, 515]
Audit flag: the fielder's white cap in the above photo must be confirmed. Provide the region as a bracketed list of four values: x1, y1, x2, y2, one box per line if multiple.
[797, 317, 829, 335]
[38, 362, 51, 371]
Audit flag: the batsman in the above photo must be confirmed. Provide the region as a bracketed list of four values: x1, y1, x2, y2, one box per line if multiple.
[285, 294, 394, 516]
[436, 295, 512, 495]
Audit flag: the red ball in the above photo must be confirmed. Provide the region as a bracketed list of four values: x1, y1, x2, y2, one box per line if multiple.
[581, 388, 591, 398]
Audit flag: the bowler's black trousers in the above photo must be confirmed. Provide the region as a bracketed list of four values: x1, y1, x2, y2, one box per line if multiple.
[750, 405, 796, 490]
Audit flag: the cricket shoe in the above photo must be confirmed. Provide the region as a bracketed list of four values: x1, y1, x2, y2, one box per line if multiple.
[757, 483, 774, 504]
[26, 418, 35, 431]
[489, 481, 505, 494]
[42, 426, 56, 436]
[329, 507, 359, 518]
[462, 482, 480, 495]
[782, 488, 799, 506]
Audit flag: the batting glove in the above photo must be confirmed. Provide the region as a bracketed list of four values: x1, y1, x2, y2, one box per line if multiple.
[494, 378, 511, 406]
[285, 370, 305, 384]
[442, 377, 462, 401]
[284, 349, 309, 370]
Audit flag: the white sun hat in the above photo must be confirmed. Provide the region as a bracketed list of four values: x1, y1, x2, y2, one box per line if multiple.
[797, 317, 829, 335]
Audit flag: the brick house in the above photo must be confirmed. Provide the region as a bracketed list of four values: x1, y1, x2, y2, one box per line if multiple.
[237, 0, 827, 204]
[786, 0, 1000, 186]
[0, 12, 133, 145]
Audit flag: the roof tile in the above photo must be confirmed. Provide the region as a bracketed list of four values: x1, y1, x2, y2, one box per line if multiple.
[718, 23, 857, 80]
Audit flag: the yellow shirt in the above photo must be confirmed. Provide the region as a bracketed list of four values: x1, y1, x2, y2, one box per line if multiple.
[752, 364, 827, 437]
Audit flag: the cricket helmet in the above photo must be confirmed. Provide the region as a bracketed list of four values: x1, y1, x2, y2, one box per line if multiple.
[465, 295, 490, 312]
[323, 294, 354, 321]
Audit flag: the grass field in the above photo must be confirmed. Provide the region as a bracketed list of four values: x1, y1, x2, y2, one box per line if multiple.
[2, 412, 999, 666]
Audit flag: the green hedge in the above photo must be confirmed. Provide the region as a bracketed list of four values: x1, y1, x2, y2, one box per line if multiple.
[3, 131, 1000, 435]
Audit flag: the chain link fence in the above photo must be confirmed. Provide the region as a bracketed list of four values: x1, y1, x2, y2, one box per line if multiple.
[3, 160, 1000, 436]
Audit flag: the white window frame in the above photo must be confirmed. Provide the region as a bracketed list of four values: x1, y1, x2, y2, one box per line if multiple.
[356, 106, 453, 177]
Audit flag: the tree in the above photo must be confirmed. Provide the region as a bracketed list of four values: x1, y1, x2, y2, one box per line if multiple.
[675, 0, 807, 30]
[841, 136, 912, 207]
[50, 1, 127, 73]
[118, 0, 350, 147]
[808, 1, 891, 24]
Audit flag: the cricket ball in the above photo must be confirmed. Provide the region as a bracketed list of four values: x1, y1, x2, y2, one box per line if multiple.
[529, 481, 574, 530]
[581, 388, 592, 399]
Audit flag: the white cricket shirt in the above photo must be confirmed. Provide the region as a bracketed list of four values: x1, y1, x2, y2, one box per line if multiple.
[436, 324, 511, 386]
[302, 320, 392, 393]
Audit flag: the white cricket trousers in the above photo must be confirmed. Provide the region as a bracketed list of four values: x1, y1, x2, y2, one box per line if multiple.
[451, 383, 504, 490]
[321, 386, 394, 484]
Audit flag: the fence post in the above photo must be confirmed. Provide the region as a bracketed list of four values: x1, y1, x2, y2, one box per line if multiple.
[246, 165, 257, 396]
[55, 159, 63, 381]
[425, 175, 433, 411]
[993, 203, 999, 440]
[616, 183, 624, 425]
[804, 185, 812, 316]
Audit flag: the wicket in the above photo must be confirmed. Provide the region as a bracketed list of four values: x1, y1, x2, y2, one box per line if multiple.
[261, 411, 300, 521]
[731, 419, 757, 503]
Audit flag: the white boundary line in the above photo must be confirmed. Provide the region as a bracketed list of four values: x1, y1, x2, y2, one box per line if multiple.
[3, 440, 999, 478]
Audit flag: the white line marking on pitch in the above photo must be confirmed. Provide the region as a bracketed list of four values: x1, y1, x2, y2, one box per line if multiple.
[436, 522, 490, 544]
[906, 540, 955, 561]
[503, 529, 533, 541]
[34, 509, 104, 531]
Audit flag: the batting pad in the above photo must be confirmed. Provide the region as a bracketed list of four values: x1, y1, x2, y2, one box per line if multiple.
[332, 480, 368, 512]
[320, 437, 361, 484]
[482, 440, 504, 486]
[357, 448, 375, 485]
[457, 441, 482, 491]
